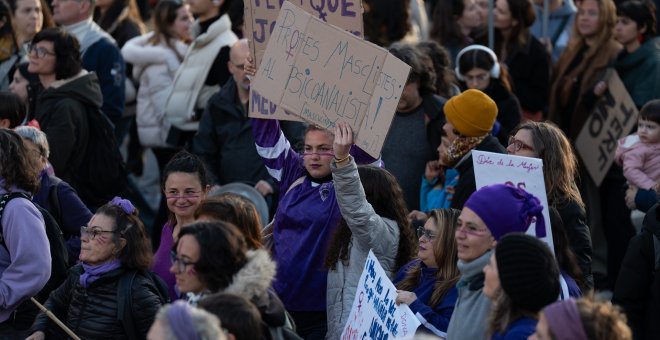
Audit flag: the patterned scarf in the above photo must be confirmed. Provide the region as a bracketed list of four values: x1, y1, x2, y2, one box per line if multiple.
[442, 135, 487, 167]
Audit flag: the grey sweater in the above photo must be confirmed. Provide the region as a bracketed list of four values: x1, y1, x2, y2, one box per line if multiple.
[446, 250, 494, 340]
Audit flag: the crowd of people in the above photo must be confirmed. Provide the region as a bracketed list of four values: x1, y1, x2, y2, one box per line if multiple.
[0, 0, 659, 339]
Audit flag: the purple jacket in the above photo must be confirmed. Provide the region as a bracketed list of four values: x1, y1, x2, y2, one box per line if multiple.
[615, 134, 660, 190]
[0, 181, 51, 322]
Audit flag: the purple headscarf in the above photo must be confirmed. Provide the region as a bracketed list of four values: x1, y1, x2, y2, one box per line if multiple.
[166, 301, 200, 340]
[543, 299, 589, 340]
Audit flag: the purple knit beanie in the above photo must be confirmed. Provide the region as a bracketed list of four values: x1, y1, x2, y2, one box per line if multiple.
[464, 184, 546, 241]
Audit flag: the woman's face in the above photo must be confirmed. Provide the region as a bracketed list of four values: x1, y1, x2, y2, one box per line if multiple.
[455, 207, 496, 262]
[164, 172, 206, 221]
[528, 313, 552, 340]
[418, 218, 440, 268]
[171, 234, 205, 293]
[9, 70, 29, 103]
[482, 252, 501, 299]
[173, 5, 193, 42]
[457, 0, 482, 32]
[27, 40, 56, 75]
[80, 213, 121, 265]
[13, 0, 43, 42]
[443, 121, 460, 143]
[303, 129, 334, 179]
[494, 0, 515, 31]
[463, 67, 491, 91]
[577, 0, 600, 38]
[614, 16, 640, 46]
[475, 0, 489, 25]
[506, 129, 538, 157]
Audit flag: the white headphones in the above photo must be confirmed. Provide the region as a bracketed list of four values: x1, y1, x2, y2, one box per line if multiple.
[454, 44, 501, 81]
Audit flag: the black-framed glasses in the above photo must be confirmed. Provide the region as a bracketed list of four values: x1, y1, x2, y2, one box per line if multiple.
[416, 226, 437, 240]
[29, 44, 56, 58]
[508, 136, 535, 153]
[80, 226, 119, 240]
[170, 250, 197, 273]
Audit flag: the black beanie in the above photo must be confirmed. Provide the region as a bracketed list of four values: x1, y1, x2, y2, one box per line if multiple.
[495, 233, 560, 312]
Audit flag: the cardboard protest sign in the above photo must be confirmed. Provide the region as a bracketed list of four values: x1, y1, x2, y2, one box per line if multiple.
[472, 151, 554, 249]
[575, 71, 638, 186]
[341, 250, 420, 340]
[244, 0, 363, 67]
[250, 1, 411, 157]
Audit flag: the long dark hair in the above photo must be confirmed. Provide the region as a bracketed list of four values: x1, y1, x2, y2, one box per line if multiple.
[96, 200, 153, 270]
[149, 0, 187, 59]
[430, 0, 470, 46]
[325, 166, 415, 272]
[549, 206, 585, 290]
[494, 0, 535, 58]
[396, 209, 461, 308]
[31, 27, 82, 80]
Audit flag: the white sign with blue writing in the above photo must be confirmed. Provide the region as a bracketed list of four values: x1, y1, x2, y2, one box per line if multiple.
[341, 250, 420, 340]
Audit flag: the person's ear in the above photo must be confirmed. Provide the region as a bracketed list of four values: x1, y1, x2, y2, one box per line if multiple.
[490, 238, 497, 249]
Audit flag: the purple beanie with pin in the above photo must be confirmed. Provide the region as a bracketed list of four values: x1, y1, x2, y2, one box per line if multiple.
[464, 184, 546, 240]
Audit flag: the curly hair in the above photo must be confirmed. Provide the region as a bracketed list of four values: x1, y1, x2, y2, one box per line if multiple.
[0, 128, 40, 193]
[325, 165, 415, 272]
[396, 209, 461, 308]
[194, 193, 263, 249]
[177, 222, 248, 292]
[31, 27, 82, 80]
[575, 296, 632, 340]
[389, 42, 437, 96]
[95, 200, 152, 270]
[511, 121, 584, 208]
[416, 40, 458, 98]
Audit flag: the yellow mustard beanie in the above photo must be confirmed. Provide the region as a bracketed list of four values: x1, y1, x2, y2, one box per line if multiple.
[444, 89, 498, 137]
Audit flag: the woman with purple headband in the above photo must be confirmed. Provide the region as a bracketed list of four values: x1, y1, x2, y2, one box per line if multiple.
[529, 297, 631, 340]
[148, 300, 225, 340]
[27, 197, 165, 339]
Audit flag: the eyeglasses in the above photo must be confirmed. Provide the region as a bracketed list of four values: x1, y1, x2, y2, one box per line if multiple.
[170, 250, 197, 273]
[165, 190, 203, 200]
[416, 226, 437, 240]
[29, 45, 55, 58]
[508, 136, 535, 153]
[80, 226, 119, 240]
[456, 225, 490, 237]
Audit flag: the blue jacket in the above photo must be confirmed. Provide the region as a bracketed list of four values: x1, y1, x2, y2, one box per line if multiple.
[420, 168, 459, 211]
[491, 317, 537, 340]
[82, 38, 125, 123]
[393, 260, 458, 337]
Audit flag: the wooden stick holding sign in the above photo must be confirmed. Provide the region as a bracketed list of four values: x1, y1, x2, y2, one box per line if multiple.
[575, 70, 639, 187]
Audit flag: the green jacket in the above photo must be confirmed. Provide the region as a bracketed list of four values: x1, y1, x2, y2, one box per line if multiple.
[615, 37, 660, 108]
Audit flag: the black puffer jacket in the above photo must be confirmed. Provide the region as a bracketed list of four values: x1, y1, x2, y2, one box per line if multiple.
[30, 265, 162, 339]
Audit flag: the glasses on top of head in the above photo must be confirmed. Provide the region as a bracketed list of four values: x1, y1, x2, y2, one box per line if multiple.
[29, 44, 56, 59]
[170, 250, 197, 273]
[416, 226, 437, 240]
[508, 136, 535, 153]
[80, 226, 119, 240]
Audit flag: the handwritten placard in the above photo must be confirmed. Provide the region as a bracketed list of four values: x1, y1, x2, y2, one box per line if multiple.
[575, 71, 638, 187]
[250, 1, 411, 158]
[472, 151, 554, 249]
[342, 250, 420, 340]
[244, 0, 363, 67]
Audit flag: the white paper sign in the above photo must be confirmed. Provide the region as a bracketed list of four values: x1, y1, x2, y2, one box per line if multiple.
[472, 150, 554, 249]
[341, 250, 420, 340]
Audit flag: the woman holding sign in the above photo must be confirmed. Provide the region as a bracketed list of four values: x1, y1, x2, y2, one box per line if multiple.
[393, 208, 461, 337]
[507, 121, 593, 290]
[325, 122, 416, 339]
[446, 184, 547, 339]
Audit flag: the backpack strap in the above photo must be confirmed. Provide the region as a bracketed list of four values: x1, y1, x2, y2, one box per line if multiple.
[118, 270, 140, 340]
[0, 192, 32, 252]
[48, 176, 63, 225]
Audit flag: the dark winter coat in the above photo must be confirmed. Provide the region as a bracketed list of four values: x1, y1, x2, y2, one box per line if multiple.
[34, 72, 102, 186]
[504, 34, 551, 114]
[482, 79, 522, 146]
[614, 37, 660, 109]
[30, 265, 162, 339]
[555, 200, 594, 289]
[450, 135, 507, 210]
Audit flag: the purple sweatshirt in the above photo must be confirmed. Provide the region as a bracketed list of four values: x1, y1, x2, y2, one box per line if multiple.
[152, 222, 177, 300]
[0, 181, 51, 322]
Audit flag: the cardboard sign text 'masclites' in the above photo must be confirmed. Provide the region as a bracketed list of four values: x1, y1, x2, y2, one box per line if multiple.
[250, 1, 411, 158]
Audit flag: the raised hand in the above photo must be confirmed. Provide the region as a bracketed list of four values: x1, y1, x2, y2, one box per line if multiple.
[333, 122, 353, 162]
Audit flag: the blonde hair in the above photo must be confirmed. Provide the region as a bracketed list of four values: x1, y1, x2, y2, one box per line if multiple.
[567, 0, 617, 61]
[575, 297, 632, 340]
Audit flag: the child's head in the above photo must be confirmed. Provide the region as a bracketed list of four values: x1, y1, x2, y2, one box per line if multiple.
[639, 99, 660, 144]
[0, 92, 26, 128]
[198, 292, 263, 340]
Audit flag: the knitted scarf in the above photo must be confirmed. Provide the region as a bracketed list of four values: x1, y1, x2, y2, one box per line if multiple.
[442, 135, 487, 167]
